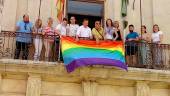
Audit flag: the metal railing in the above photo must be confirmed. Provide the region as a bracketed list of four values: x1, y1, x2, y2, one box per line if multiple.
[0, 31, 170, 70]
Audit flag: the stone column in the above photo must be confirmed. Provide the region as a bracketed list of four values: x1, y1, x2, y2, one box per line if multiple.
[82, 81, 98, 96]
[136, 81, 150, 96]
[26, 74, 41, 96]
[0, 73, 2, 93]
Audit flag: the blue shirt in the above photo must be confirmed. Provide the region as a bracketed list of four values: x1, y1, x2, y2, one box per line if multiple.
[126, 32, 139, 40]
[16, 21, 33, 43]
[126, 32, 139, 46]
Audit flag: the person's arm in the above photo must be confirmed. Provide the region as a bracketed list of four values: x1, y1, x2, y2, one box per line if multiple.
[55, 24, 61, 36]
[89, 29, 93, 40]
[76, 27, 81, 41]
[15, 22, 20, 32]
[113, 28, 118, 41]
[92, 28, 99, 44]
[159, 33, 163, 44]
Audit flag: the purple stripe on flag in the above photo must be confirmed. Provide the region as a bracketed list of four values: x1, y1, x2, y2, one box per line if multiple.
[66, 58, 127, 73]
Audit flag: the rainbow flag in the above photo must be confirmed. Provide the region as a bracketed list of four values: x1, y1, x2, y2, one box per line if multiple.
[61, 36, 127, 72]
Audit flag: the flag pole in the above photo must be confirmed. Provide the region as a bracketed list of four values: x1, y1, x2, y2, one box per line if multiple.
[38, 0, 42, 18]
[140, 0, 143, 38]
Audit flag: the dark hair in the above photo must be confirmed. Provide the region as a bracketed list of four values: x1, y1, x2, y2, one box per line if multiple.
[23, 14, 29, 18]
[106, 19, 113, 27]
[129, 24, 134, 28]
[153, 24, 160, 32]
[63, 18, 68, 21]
[141, 25, 147, 33]
[83, 18, 89, 22]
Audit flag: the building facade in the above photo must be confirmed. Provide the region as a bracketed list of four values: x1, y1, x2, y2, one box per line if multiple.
[0, 0, 170, 96]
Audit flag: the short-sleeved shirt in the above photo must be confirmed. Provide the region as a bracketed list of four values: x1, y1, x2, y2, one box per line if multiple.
[126, 32, 139, 40]
[44, 26, 55, 42]
[92, 27, 104, 40]
[152, 31, 163, 43]
[126, 32, 139, 46]
[68, 24, 79, 37]
[76, 25, 92, 38]
[55, 24, 69, 36]
[105, 27, 115, 40]
[16, 21, 33, 43]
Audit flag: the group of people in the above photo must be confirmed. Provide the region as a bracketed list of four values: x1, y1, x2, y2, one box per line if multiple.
[14, 14, 163, 65]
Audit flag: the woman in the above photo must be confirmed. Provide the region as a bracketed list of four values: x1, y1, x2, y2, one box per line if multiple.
[151, 24, 163, 67]
[33, 19, 43, 61]
[43, 17, 55, 61]
[139, 25, 151, 65]
[113, 21, 123, 41]
[105, 19, 118, 41]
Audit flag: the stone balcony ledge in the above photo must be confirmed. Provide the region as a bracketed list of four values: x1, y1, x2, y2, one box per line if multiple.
[0, 59, 170, 84]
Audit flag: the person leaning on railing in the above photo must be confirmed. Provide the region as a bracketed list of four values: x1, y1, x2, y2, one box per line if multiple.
[68, 16, 79, 38]
[76, 18, 92, 41]
[113, 21, 123, 41]
[139, 25, 151, 66]
[151, 24, 164, 68]
[14, 14, 33, 60]
[125, 24, 139, 67]
[55, 18, 69, 61]
[32, 19, 43, 61]
[104, 19, 118, 41]
[43, 17, 55, 61]
[92, 20, 104, 44]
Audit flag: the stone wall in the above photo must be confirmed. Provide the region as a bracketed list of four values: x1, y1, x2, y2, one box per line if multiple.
[0, 59, 170, 96]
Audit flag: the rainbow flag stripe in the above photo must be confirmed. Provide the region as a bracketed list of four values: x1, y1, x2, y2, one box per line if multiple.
[61, 36, 127, 72]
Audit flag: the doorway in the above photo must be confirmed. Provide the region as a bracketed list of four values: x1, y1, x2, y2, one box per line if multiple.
[67, 0, 104, 28]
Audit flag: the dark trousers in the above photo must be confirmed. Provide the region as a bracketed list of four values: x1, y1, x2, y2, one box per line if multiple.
[14, 41, 30, 60]
[55, 38, 63, 61]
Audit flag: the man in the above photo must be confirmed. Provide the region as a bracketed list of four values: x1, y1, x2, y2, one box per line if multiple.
[14, 14, 33, 60]
[55, 18, 69, 36]
[92, 20, 104, 44]
[55, 18, 69, 61]
[76, 18, 92, 41]
[68, 16, 79, 37]
[125, 24, 139, 66]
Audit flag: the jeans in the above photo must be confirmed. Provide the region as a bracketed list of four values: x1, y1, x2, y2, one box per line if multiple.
[14, 41, 30, 60]
[34, 38, 43, 61]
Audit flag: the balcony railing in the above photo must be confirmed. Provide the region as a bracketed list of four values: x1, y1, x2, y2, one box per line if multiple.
[0, 31, 170, 70]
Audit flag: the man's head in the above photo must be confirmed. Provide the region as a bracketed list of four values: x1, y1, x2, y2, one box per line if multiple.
[63, 18, 68, 26]
[95, 20, 101, 29]
[129, 24, 134, 32]
[70, 16, 76, 24]
[23, 14, 29, 23]
[83, 18, 89, 27]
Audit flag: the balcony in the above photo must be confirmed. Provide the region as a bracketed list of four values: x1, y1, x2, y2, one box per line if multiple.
[0, 31, 169, 70]
[0, 31, 170, 96]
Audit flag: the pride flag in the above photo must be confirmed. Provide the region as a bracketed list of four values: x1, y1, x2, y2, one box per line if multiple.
[61, 36, 127, 72]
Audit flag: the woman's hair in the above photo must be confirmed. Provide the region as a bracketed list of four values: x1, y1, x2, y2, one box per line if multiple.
[106, 19, 113, 27]
[113, 21, 119, 28]
[35, 19, 42, 28]
[141, 25, 147, 33]
[153, 24, 160, 32]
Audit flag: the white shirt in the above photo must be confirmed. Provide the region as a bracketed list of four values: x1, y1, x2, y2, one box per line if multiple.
[152, 31, 163, 43]
[105, 27, 115, 39]
[55, 24, 68, 36]
[76, 25, 92, 38]
[69, 24, 79, 36]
